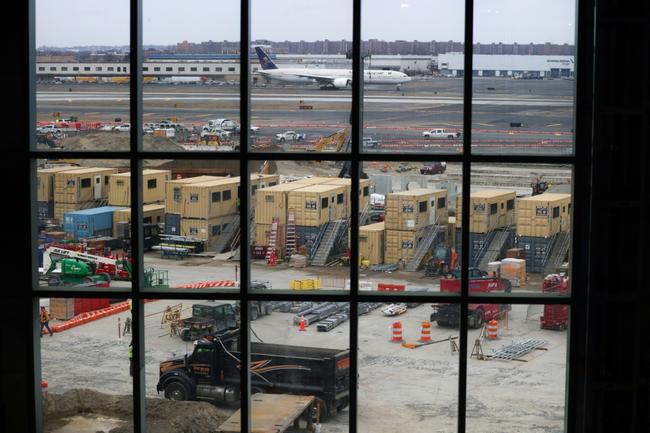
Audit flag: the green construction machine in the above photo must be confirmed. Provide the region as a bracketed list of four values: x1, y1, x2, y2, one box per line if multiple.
[45, 258, 111, 287]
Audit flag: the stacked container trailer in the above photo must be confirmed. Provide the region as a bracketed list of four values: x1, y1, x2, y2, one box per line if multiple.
[112, 204, 165, 237]
[37, 166, 78, 218]
[385, 188, 448, 231]
[165, 175, 222, 215]
[287, 184, 349, 227]
[455, 189, 517, 233]
[53, 167, 119, 222]
[108, 169, 171, 206]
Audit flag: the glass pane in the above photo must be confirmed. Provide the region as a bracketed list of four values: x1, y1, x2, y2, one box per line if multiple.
[249, 161, 351, 292]
[250, 0, 352, 153]
[362, 0, 465, 155]
[148, 299, 239, 432]
[140, 160, 240, 293]
[359, 161, 460, 296]
[466, 303, 569, 431]
[360, 303, 459, 432]
[471, 0, 576, 155]
[39, 297, 133, 432]
[35, 159, 132, 290]
[35, 0, 130, 151]
[467, 163, 572, 297]
[143, 0, 241, 152]
[248, 301, 350, 432]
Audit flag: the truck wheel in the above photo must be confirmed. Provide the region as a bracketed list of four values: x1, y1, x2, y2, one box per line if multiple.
[164, 381, 189, 401]
[47, 275, 62, 286]
[471, 309, 484, 329]
[180, 328, 190, 341]
[312, 397, 329, 422]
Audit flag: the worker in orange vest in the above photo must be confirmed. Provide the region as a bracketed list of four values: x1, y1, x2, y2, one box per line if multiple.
[40, 306, 54, 337]
[450, 248, 458, 270]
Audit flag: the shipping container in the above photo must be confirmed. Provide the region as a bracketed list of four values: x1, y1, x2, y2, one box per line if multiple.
[165, 212, 181, 235]
[360, 222, 385, 265]
[112, 204, 165, 237]
[287, 184, 348, 227]
[516, 235, 555, 273]
[250, 173, 280, 196]
[321, 177, 372, 211]
[54, 167, 119, 204]
[165, 175, 223, 214]
[516, 193, 572, 238]
[37, 201, 54, 219]
[108, 169, 171, 206]
[49, 298, 111, 321]
[385, 188, 448, 231]
[456, 189, 517, 233]
[37, 166, 78, 202]
[63, 206, 127, 240]
[182, 177, 240, 220]
[180, 215, 237, 250]
[384, 229, 418, 265]
[454, 229, 514, 267]
[254, 177, 330, 225]
[54, 201, 88, 223]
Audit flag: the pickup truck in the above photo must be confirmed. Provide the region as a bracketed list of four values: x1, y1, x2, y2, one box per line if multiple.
[422, 128, 461, 139]
[157, 328, 350, 419]
[362, 136, 381, 149]
[275, 131, 305, 142]
[37, 125, 63, 137]
[420, 162, 447, 175]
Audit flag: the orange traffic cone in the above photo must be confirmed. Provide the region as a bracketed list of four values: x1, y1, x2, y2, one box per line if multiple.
[390, 322, 403, 343]
[268, 248, 277, 266]
[418, 321, 432, 342]
[299, 315, 306, 331]
[487, 319, 498, 340]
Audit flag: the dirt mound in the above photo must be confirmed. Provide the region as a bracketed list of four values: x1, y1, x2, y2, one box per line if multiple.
[44, 389, 231, 433]
[55, 132, 184, 152]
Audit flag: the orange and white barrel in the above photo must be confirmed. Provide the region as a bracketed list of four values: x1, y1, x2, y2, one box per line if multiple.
[487, 319, 498, 340]
[390, 322, 403, 343]
[418, 321, 432, 342]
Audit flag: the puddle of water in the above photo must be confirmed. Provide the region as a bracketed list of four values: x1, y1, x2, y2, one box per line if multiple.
[49, 414, 127, 433]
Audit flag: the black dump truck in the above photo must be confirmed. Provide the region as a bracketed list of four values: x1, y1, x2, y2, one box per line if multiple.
[157, 328, 350, 420]
[178, 303, 238, 341]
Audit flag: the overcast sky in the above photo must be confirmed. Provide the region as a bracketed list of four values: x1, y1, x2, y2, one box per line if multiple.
[36, 0, 576, 47]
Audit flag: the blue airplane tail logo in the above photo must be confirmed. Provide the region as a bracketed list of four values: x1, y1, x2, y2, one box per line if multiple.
[255, 47, 278, 70]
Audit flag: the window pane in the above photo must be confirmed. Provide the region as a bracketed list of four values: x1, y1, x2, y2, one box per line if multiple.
[362, 0, 465, 155]
[35, 159, 132, 290]
[471, 0, 576, 155]
[466, 303, 569, 431]
[148, 299, 239, 432]
[360, 303, 459, 432]
[359, 161, 460, 296]
[39, 297, 133, 432]
[250, 0, 352, 153]
[467, 164, 572, 297]
[140, 160, 240, 293]
[35, 0, 130, 151]
[248, 302, 350, 431]
[143, 0, 241, 152]
[249, 161, 350, 292]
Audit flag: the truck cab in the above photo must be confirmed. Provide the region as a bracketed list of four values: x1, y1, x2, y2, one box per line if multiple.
[178, 303, 238, 341]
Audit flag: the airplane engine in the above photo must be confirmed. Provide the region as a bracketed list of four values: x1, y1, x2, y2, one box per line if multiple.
[333, 78, 351, 88]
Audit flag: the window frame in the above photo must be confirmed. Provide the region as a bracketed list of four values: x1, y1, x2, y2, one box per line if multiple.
[26, 1, 595, 433]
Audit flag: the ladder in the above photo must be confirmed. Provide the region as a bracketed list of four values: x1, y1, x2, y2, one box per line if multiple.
[285, 213, 297, 258]
[265, 218, 279, 261]
[405, 222, 445, 272]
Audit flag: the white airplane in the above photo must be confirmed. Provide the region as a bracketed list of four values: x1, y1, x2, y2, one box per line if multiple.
[254, 47, 411, 89]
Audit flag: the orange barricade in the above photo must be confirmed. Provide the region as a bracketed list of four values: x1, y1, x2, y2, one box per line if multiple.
[390, 322, 404, 343]
[487, 320, 498, 340]
[378, 283, 406, 292]
[418, 321, 432, 342]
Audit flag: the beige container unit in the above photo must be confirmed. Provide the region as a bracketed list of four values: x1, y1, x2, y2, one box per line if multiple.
[54, 202, 87, 222]
[112, 204, 165, 237]
[165, 175, 222, 214]
[37, 167, 78, 202]
[250, 173, 280, 196]
[385, 188, 448, 231]
[108, 169, 171, 206]
[384, 229, 418, 265]
[54, 167, 119, 204]
[516, 193, 572, 238]
[287, 184, 348, 227]
[360, 222, 385, 265]
[254, 177, 329, 226]
[180, 216, 237, 250]
[321, 177, 373, 212]
[182, 177, 240, 220]
[456, 189, 517, 233]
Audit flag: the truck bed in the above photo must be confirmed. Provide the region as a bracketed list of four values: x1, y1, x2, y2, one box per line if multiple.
[251, 342, 346, 360]
[218, 393, 315, 433]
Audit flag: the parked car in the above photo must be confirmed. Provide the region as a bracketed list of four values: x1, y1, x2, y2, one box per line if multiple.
[362, 136, 381, 149]
[114, 123, 131, 132]
[275, 130, 305, 142]
[420, 162, 447, 175]
[422, 128, 461, 139]
[37, 125, 63, 136]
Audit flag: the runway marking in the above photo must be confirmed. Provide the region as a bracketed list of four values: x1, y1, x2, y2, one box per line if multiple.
[546, 123, 561, 127]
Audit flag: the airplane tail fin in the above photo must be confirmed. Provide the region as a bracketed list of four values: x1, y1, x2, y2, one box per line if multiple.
[254, 47, 278, 70]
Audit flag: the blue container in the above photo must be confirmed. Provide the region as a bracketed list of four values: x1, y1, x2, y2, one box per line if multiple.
[37, 201, 54, 218]
[165, 213, 181, 235]
[515, 235, 554, 273]
[63, 206, 127, 240]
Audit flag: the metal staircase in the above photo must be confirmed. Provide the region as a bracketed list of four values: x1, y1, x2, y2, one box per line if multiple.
[210, 215, 240, 253]
[543, 231, 570, 274]
[311, 219, 347, 266]
[359, 203, 371, 226]
[405, 223, 445, 272]
[478, 227, 513, 270]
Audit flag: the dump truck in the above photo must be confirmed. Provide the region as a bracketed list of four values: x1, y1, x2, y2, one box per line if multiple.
[157, 328, 350, 419]
[177, 303, 238, 341]
[430, 268, 512, 328]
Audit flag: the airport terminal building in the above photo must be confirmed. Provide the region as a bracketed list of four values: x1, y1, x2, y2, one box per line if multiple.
[437, 53, 575, 78]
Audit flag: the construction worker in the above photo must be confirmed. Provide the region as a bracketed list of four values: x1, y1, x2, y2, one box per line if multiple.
[123, 316, 131, 336]
[128, 340, 134, 377]
[39, 306, 54, 337]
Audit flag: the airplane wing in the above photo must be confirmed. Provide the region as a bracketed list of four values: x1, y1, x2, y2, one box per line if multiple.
[291, 72, 337, 85]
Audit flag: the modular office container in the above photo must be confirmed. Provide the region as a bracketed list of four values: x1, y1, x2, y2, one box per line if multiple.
[165, 175, 222, 215]
[516, 193, 572, 238]
[112, 204, 165, 237]
[456, 189, 516, 233]
[321, 177, 372, 212]
[63, 206, 127, 240]
[181, 215, 237, 250]
[250, 174, 280, 196]
[54, 167, 119, 204]
[182, 177, 240, 219]
[287, 184, 348, 227]
[385, 188, 448, 231]
[360, 222, 385, 265]
[254, 177, 329, 226]
[516, 235, 555, 273]
[37, 166, 78, 202]
[108, 169, 171, 206]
